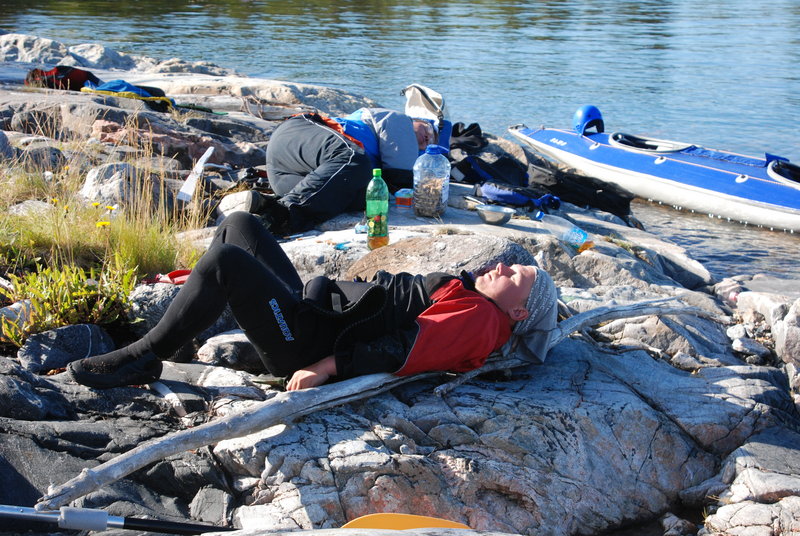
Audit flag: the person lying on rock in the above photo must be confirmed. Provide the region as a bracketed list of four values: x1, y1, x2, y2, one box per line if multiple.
[254, 108, 438, 234]
[68, 212, 558, 391]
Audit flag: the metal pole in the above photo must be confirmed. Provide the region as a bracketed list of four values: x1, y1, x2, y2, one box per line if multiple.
[0, 505, 61, 524]
[0, 504, 234, 534]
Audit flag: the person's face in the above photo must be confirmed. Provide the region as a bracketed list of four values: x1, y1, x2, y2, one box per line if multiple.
[413, 121, 435, 150]
[474, 263, 537, 322]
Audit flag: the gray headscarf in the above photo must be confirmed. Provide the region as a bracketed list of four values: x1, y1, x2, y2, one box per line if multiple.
[501, 266, 558, 362]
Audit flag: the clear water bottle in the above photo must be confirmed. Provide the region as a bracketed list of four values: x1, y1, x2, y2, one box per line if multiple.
[412, 144, 450, 217]
[366, 168, 389, 250]
[542, 214, 595, 252]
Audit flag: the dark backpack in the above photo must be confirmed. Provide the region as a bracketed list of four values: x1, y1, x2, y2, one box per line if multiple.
[525, 155, 634, 222]
[25, 66, 101, 91]
[449, 122, 529, 187]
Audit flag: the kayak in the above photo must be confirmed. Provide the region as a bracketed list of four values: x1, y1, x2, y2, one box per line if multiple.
[341, 513, 470, 529]
[508, 106, 800, 232]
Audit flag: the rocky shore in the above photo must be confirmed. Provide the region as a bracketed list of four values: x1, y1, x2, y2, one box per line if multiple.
[2, 33, 800, 536]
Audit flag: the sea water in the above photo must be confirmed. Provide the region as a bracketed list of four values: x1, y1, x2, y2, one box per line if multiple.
[2, 0, 799, 279]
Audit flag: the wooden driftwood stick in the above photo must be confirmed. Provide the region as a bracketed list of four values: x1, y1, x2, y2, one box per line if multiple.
[38, 297, 718, 510]
[37, 371, 435, 510]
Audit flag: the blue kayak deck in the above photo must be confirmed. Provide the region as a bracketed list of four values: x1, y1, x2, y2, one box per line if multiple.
[515, 126, 800, 212]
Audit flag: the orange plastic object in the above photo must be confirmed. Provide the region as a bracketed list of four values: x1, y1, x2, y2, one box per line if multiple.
[341, 513, 470, 530]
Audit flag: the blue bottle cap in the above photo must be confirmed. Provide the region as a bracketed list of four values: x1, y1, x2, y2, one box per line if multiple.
[425, 144, 449, 155]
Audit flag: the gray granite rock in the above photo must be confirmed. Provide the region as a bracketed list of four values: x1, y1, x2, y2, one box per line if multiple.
[127, 282, 181, 334]
[774, 299, 800, 366]
[732, 337, 772, 359]
[16, 323, 115, 374]
[9, 107, 62, 138]
[701, 497, 800, 536]
[344, 233, 534, 281]
[78, 161, 139, 205]
[661, 512, 698, 536]
[0, 433, 91, 532]
[0, 33, 233, 75]
[190, 486, 235, 526]
[142, 450, 231, 502]
[701, 428, 800, 535]
[736, 291, 791, 328]
[0, 33, 70, 65]
[0, 129, 13, 159]
[727, 323, 750, 339]
[68, 42, 138, 71]
[18, 144, 66, 171]
[209, 338, 796, 534]
[197, 329, 264, 373]
[670, 351, 706, 371]
[6, 199, 52, 216]
[0, 359, 47, 420]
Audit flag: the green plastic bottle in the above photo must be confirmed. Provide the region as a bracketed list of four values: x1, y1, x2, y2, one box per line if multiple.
[366, 168, 389, 250]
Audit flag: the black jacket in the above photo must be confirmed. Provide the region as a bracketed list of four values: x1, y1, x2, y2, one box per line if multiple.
[295, 271, 462, 378]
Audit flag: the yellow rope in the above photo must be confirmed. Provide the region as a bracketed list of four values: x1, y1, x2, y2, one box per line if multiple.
[80, 87, 174, 109]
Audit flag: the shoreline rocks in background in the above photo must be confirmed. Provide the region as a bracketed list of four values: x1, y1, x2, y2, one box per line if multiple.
[0, 32, 236, 75]
[1, 33, 800, 536]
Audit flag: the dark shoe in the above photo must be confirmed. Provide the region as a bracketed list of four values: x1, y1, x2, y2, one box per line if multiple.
[68, 350, 162, 389]
[257, 195, 293, 236]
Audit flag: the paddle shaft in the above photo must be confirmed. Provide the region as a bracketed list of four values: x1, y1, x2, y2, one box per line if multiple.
[119, 516, 235, 534]
[0, 505, 234, 534]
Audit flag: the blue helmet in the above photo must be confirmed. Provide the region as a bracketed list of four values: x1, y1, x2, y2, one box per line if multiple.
[573, 105, 604, 135]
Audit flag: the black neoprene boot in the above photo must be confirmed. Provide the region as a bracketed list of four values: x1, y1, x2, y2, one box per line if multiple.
[258, 194, 292, 235]
[68, 349, 162, 389]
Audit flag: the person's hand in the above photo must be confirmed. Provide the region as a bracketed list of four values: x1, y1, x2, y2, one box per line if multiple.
[286, 355, 337, 391]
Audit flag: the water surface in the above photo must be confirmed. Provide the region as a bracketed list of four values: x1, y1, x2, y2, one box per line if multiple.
[2, 0, 799, 278]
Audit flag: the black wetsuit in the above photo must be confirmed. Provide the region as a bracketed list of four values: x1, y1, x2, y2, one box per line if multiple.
[136, 212, 436, 378]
